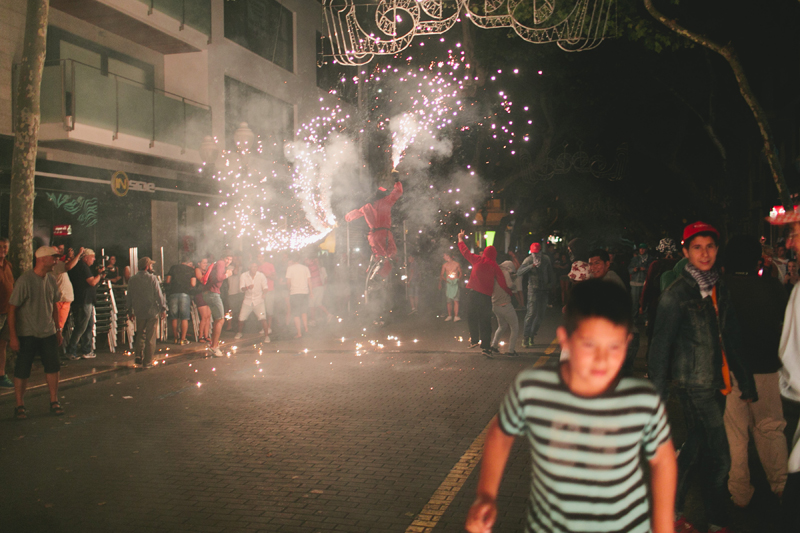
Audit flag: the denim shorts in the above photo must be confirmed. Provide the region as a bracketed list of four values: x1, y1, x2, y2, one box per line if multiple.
[168, 293, 192, 320]
[204, 292, 225, 321]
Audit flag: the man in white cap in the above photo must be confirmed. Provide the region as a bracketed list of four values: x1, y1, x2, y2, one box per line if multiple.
[66, 248, 105, 359]
[127, 257, 167, 368]
[9, 246, 63, 420]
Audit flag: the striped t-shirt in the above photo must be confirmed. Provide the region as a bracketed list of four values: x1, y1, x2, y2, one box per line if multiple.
[498, 366, 671, 533]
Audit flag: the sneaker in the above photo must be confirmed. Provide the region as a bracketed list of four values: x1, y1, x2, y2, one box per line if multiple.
[453, 316, 461, 322]
[674, 516, 701, 533]
[81, 352, 96, 359]
[263, 336, 271, 344]
[68, 354, 81, 361]
[0, 375, 13, 388]
[469, 343, 480, 348]
[179, 339, 190, 346]
[482, 349, 495, 359]
[506, 351, 519, 357]
[234, 332, 243, 339]
[209, 346, 224, 358]
[444, 316, 453, 322]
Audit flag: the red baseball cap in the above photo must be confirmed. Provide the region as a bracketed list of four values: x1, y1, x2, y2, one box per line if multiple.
[530, 243, 541, 254]
[682, 221, 720, 245]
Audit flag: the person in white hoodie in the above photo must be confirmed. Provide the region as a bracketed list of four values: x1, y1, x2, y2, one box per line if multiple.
[769, 211, 800, 532]
[489, 256, 520, 357]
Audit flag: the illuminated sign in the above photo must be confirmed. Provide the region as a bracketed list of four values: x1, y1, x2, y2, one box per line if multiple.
[53, 224, 72, 236]
[111, 171, 156, 196]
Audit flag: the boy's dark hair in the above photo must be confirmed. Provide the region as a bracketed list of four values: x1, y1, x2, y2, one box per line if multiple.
[564, 278, 633, 335]
[588, 248, 610, 263]
[682, 231, 719, 249]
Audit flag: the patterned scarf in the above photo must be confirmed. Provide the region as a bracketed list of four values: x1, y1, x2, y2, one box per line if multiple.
[685, 263, 720, 293]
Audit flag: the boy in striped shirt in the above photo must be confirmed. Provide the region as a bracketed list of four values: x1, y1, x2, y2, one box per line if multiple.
[466, 279, 676, 533]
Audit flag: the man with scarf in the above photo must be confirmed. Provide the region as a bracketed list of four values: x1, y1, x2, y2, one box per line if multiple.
[517, 242, 554, 348]
[649, 221, 757, 533]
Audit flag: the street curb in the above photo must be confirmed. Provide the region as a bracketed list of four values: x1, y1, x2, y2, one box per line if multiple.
[0, 334, 265, 399]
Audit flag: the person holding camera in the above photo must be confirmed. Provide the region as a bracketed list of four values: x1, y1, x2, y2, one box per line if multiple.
[65, 248, 105, 360]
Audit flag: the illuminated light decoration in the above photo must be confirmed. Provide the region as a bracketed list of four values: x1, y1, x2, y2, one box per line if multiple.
[321, 0, 614, 66]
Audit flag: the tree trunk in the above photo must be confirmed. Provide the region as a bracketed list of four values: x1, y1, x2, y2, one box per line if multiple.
[643, 0, 793, 209]
[10, 0, 49, 277]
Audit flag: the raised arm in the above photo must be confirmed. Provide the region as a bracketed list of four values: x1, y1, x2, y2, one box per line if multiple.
[345, 207, 365, 223]
[457, 231, 479, 265]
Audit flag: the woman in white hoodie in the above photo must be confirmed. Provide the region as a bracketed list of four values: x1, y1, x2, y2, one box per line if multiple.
[489, 256, 520, 357]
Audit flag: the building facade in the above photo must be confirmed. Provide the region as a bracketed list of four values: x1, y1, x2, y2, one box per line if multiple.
[0, 0, 346, 272]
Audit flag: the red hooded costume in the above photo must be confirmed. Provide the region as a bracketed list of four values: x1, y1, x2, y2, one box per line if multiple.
[458, 243, 512, 296]
[345, 181, 403, 277]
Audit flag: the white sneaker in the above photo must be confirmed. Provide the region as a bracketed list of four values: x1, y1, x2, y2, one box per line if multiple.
[263, 336, 271, 343]
[82, 352, 96, 359]
[209, 346, 223, 358]
[453, 316, 461, 322]
[444, 316, 453, 322]
[234, 332, 242, 339]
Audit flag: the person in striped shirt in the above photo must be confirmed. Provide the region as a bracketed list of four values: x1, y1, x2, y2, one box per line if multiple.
[466, 279, 676, 533]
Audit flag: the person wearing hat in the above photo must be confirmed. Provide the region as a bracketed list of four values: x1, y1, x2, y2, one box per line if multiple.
[127, 257, 167, 368]
[767, 208, 800, 532]
[628, 242, 654, 319]
[516, 241, 554, 348]
[66, 248, 105, 360]
[9, 246, 63, 419]
[649, 221, 757, 533]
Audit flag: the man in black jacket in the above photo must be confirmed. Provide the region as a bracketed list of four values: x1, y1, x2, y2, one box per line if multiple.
[649, 221, 757, 533]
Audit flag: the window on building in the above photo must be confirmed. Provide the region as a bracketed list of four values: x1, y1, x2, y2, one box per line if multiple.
[316, 32, 357, 105]
[224, 0, 294, 73]
[224, 76, 294, 161]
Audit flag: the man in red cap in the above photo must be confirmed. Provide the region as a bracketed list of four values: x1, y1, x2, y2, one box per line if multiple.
[345, 172, 403, 279]
[516, 241, 554, 348]
[649, 221, 756, 533]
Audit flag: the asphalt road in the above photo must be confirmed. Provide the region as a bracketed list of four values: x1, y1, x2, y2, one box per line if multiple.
[1, 306, 794, 532]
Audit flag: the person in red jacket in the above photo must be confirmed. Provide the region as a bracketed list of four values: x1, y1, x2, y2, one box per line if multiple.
[345, 173, 403, 279]
[457, 230, 512, 358]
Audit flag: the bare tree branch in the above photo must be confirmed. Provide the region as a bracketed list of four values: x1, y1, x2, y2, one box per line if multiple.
[643, 0, 792, 208]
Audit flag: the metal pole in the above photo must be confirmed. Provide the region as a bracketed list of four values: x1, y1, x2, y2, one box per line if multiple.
[346, 222, 351, 316]
[160, 246, 165, 280]
[403, 220, 408, 301]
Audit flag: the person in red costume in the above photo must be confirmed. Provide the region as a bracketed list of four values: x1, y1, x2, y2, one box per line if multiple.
[344, 172, 403, 279]
[457, 230, 512, 358]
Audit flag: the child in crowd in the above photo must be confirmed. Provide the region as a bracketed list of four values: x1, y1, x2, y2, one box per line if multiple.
[466, 279, 676, 533]
[439, 251, 462, 321]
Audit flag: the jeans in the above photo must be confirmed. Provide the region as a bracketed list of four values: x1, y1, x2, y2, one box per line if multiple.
[675, 388, 731, 527]
[466, 289, 493, 350]
[492, 303, 519, 352]
[523, 290, 548, 339]
[66, 303, 94, 356]
[630, 284, 643, 317]
[133, 316, 159, 365]
[168, 293, 192, 321]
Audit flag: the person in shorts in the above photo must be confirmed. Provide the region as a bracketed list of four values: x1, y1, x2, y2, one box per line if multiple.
[466, 279, 676, 533]
[204, 254, 232, 357]
[285, 255, 312, 338]
[165, 255, 196, 345]
[10, 246, 64, 420]
[439, 251, 462, 321]
[236, 262, 270, 343]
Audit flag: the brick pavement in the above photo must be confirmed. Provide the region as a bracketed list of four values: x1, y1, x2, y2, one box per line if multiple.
[2, 307, 796, 533]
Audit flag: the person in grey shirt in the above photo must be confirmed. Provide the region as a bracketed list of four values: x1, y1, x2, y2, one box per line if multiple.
[588, 249, 626, 289]
[127, 257, 167, 368]
[9, 246, 63, 420]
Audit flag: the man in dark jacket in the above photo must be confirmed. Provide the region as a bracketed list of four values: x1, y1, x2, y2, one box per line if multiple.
[457, 230, 511, 358]
[723, 235, 788, 508]
[517, 242, 554, 347]
[649, 221, 757, 533]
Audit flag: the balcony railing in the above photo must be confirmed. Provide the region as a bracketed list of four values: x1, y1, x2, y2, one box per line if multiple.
[40, 59, 212, 154]
[138, 0, 211, 36]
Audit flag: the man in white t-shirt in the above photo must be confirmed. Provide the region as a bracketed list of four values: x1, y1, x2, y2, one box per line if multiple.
[235, 262, 270, 343]
[51, 245, 82, 363]
[285, 255, 312, 339]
